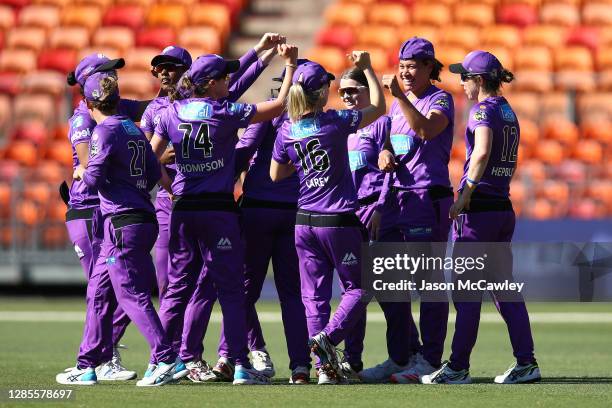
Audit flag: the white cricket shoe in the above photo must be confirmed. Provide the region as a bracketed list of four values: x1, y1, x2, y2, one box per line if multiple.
[135, 361, 179, 387]
[185, 360, 217, 383]
[96, 347, 137, 381]
[358, 358, 410, 383]
[317, 368, 348, 385]
[339, 361, 362, 380]
[143, 364, 157, 378]
[494, 362, 541, 384]
[308, 332, 342, 381]
[56, 367, 97, 386]
[289, 366, 310, 385]
[232, 365, 272, 385]
[251, 350, 275, 377]
[421, 362, 472, 384]
[390, 353, 437, 384]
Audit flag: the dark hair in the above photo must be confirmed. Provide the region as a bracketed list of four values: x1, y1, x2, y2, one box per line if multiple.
[88, 76, 119, 114]
[399, 58, 443, 82]
[481, 68, 514, 93]
[169, 75, 212, 102]
[340, 67, 368, 88]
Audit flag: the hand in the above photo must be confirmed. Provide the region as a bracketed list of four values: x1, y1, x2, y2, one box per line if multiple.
[260, 47, 278, 66]
[278, 43, 298, 65]
[160, 145, 175, 165]
[367, 210, 382, 241]
[449, 192, 471, 220]
[254, 33, 286, 53]
[382, 75, 403, 98]
[347, 51, 371, 70]
[73, 165, 86, 181]
[378, 149, 397, 172]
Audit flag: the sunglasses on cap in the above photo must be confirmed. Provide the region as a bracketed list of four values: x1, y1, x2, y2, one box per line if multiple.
[338, 86, 367, 97]
[153, 62, 186, 74]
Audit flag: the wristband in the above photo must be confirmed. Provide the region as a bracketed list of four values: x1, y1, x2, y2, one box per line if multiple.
[466, 177, 479, 187]
[285, 63, 297, 68]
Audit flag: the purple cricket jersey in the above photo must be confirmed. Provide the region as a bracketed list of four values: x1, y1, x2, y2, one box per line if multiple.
[68, 99, 143, 209]
[156, 98, 257, 195]
[460, 96, 520, 198]
[348, 115, 391, 200]
[388, 85, 454, 189]
[82, 115, 160, 217]
[237, 113, 299, 203]
[272, 109, 362, 213]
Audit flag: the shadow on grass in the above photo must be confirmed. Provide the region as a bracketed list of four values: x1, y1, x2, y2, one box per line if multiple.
[263, 377, 612, 385]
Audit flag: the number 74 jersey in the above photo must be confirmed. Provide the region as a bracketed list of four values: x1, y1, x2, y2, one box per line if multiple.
[273, 109, 362, 213]
[461, 96, 520, 198]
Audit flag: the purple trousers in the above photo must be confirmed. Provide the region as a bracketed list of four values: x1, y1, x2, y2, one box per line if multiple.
[66, 209, 130, 357]
[77, 215, 175, 368]
[158, 209, 250, 366]
[295, 220, 368, 366]
[449, 210, 536, 370]
[218, 206, 310, 369]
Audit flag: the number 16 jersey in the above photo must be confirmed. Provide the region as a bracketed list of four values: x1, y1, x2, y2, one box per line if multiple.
[273, 109, 362, 213]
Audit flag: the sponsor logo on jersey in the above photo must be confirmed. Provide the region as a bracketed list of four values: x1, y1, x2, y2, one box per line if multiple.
[71, 128, 91, 143]
[473, 109, 487, 121]
[342, 252, 358, 266]
[390, 134, 414, 155]
[217, 237, 232, 250]
[500, 104, 516, 122]
[348, 150, 367, 171]
[74, 244, 84, 259]
[291, 118, 320, 139]
[121, 120, 141, 136]
[179, 102, 212, 121]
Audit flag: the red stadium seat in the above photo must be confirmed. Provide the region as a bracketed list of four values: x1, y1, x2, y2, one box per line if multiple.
[49, 27, 90, 50]
[0, 49, 37, 73]
[0, 159, 21, 182]
[439, 25, 479, 49]
[565, 26, 599, 51]
[17, 4, 59, 29]
[92, 26, 135, 52]
[146, 4, 187, 31]
[454, 3, 495, 27]
[316, 26, 355, 51]
[0, 6, 15, 32]
[135, 27, 175, 49]
[188, 3, 231, 42]
[540, 3, 580, 26]
[178, 27, 222, 55]
[411, 3, 451, 27]
[305, 46, 347, 76]
[103, 5, 145, 30]
[324, 3, 366, 27]
[582, 3, 612, 26]
[481, 25, 522, 49]
[0, 71, 20, 95]
[37, 48, 78, 74]
[1, 0, 31, 7]
[61, 5, 102, 33]
[368, 3, 410, 27]
[5, 140, 38, 167]
[523, 25, 568, 49]
[497, 4, 538, 27]
[21, 70, 65, 97]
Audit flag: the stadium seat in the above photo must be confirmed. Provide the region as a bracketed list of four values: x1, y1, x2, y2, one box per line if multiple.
[597, 69, 612, 90]
[497, 4, 538, 27]
[448, 158, 463, 188]
[576, 92, 612, 117]
[146, 4, 187, 31]
[77, 47, 120, 61]
[573, 140, 603, 164]
[42, 223, 69, 248]
[178, 27, 222, 55]
[33, 160, 66, 183]
[44, 140, 73, 166]
[542, 118, 579, 145]
[61, 5, 103, 33]
[17, 199, 43, 226]
[569, 198, 607, 219]
[0, 182, 11, 219]
[596, 47, 612, 71]
[581, 118, 612, 144]
[434, 46, 468, 70]
[0, 49, 37, 73]
[18, 4, 60, 30]
[13, 93, 56, 123]
[21, 70, 65, 97]
[453, 3, 495, 27]
[6, 26, 46, 52]
[103, 5, 144, 30]
[49, 27, 90, 50]
[305, 46, 347, 75]
[0, 159, 20, 182]
[367, 3, 410, 27]
[481, 25, 522, 49]
[554, 46, 594, 71]
[411, 3, 451, 27]
[539, 92, 571, 123]
[0, 6, 15, 32]
[514, 46, 553, 71]
[599, 26, 612, 47]
[123, 47, 157, 72]
[32, 0, 71, 6]
[450, 143, 466, 161]
[37, 48, 78, 74]
[5, 140, 38, 167]
[537, 180, 570, 204]
[23, 181, 52, 205]
[188, 3, 231, 42]
[324, 3, 366, 27]
[540, 3, 580, 26]
[135, 27, 176, 49]
[534, 139, 564, 165]
[438, 69, 462, 94]
[116, 71, 155, 99]
[484, 46, 513, 70]
[439, 25, 479, 49]
[350, 44, 390, 72]
[0, 0, 30, 7]
[357, 25, 399, 50]
[73, 0, 113, 8]
[115, 0, 153, 7]
[519, 118, 540, 146]
[555, 159, 586, 183]
[556, 71, 596, 92]
[53, 123, 68, 140]
[582, 3, 612, 26]
[396, 25, 439, 47]
[316, 26, 355, 51]
[0, 94, 11, 132]
[0, 71, 20, 95]
[92, 26, 135, 52]
[525, 198, 557, 219]
[565, 26, 599, 51]
[47, 200, 68, 221]
[505, 92, 539, 121]
[523, 25, 567, 49]
[586, 180, 612, 211]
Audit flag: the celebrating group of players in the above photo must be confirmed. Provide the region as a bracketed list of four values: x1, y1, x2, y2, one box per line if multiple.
[55, 31, 541, 387]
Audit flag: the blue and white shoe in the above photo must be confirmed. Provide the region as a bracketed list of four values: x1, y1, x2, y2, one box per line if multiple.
[308, 332, 342, 381]
[232, 365, 271, 385]
[172, 358, 188, 380]
[143, 364, 157, 378]
[56, 366, 97, 386]
[135, 362, 178, 387]
[421, 361, 472, 384]
[494, 362, 541, 384]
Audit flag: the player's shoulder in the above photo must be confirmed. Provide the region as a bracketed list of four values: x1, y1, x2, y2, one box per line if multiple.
[469, 100, 497, 124]
[429, 87, 454, 109]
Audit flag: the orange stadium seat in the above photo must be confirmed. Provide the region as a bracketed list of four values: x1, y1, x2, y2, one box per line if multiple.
[463, 0, 498, 5]
[540, 3, 580, 26]
[21, 70, 65, 97]
[440, 25, 480, 49]
[542, 118, 579, 145]
[582, 3, 612, 26]
[337, 0, 376, 4]
[0, 6, 15, 31]
[0, 31, 3, 49]
[324, 3, 366, 27]
[33, 160, 66, 183]
[205, 0, 244, 25]
[537, 180, 570, 204]
[13, 94, 56, 123]
[178, 27, 222, 55]
[0, 71, 20, 95]
[525, 198, 557, 219]
[116, 72, 155, 99]
[23, 182, 52, 205]
[44, 140, 73, 166]
[396, 25, 439, 46]
[188, 3, 231, 42]
[556, 71, 596, 92]
[316, 26, 355, 51]
[103, 5, 145, 30]
[49, 27, 90, 50]
[5, 140, 38, 167]
[514, 46, 553, 71]
[433, 46, 467, 70]
[502, 0, 541, 6]
[123, 47, 157, 72]
[92, 27, 135, 52]
[77, 47, 120, 61]
[0, 182, 11, 218]
[38, 48, 78, 74]
[115, 0, 153, 7]
[47, 200, 68, 221]
[598, 27, 612, 47]
[18, 4, 60, 30]
[17, 199, 44, 226]
[519, 119, 540, 146]
[32, 0, 71, 7]
[539, 92, 570, 120]
[368, 3, 410, 27]
[581, 118, 612, 144]
[453, 3, 495, 27]
[0, 94, 11, 131]
[481, 25, 522, 49]
[74, 0, 113, 8]
[509, 181, 526, 216]
[357, 25, 399, 50]
[305, 46, 347, 76]
[555, 159, 587, 183]
[0, 49, 37, 73]
[42, 223, 69, 248]
[576, 92, 612, 117]
[411, 3, 451, 27]
[587, 180, 612, 211]
[484, 46, 513, 70]
[6, 27, 46, 52]
[597, 69, 612, 90]
[136, 27, 176, 49]
[534, 139, 564, 165]
[523, 25, 568, 49]
[565, 26, 599, 51]
[505, 92, 539, 121]
[596, 47, 612, 71]
[61, 5, 102, 33]
[497, 4, 538, 27]
[554, 46, 593, 71]
[573, 140, 603, 164]
[146, 4, 187, 30]
[438, 69, 462, 94]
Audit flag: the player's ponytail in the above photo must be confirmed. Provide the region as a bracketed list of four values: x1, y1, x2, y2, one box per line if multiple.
[500, 69, 514, 84]
[482, 67, 514, 94]
[170, 74, 214, 101]
[287, 82, 327, 123]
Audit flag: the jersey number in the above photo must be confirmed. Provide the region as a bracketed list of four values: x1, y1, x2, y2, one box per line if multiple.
[127, 140, 146, 176]
[293, 139, 330, 175]
[501, 125, 518, 163]
[178, 123, 213, 159]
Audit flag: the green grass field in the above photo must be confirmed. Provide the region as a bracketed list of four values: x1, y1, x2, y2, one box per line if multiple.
[1, 297, 611, 407]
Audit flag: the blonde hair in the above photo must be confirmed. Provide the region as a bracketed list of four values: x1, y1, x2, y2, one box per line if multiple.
[90, 76, 119, 113]
[287, 82, 327, 122]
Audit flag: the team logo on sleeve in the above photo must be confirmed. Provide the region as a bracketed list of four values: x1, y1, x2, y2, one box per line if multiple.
[473, 109, 487, 121]
[433, 97, 449, 109]
[89, 133, 99, 156]
[121, 120, 141, 136]
[500, 104, 516, 122]
[71, 116, 84, 129]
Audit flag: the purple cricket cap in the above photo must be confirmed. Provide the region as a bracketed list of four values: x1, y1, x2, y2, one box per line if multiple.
[398, 37, 436, 60]
[187, 54, 240, 86]
[83, 71, 119, 103]
[67, 53, 125, 87]
[151, 45, 192, 67]
[292, 61, 334, 92]
[449, 50, 502, 77]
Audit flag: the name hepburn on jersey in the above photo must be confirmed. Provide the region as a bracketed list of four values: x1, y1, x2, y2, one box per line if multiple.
[372, 279, 525, 293]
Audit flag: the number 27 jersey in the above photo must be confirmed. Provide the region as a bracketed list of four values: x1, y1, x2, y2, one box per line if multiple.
[273, 109, 362, 213]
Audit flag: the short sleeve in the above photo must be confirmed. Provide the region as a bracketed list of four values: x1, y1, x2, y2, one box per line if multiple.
[469, 103, 494, 131]
[68, 113, 95, 147]
[118, 99, 142, 122]
[428, 92, 454, 122]
[271, 126, 289, 164]
[154, 108, 170, 141]
[374, 116, 391, 152]
[140, 103, 155, 134]
[224, 102, 258, 128]
[336, 109, 363, 135]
